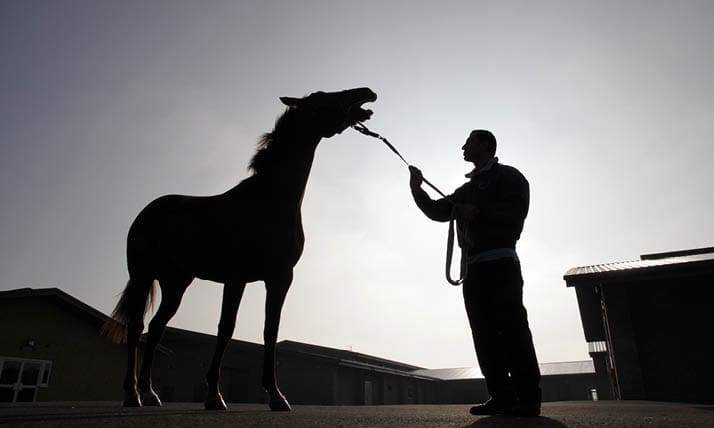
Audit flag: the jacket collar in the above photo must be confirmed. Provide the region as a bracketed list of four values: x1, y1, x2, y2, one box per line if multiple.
[465, 157, 498, 178]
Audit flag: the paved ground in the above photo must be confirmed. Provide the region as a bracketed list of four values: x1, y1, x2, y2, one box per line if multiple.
[1, 401, 713, 427]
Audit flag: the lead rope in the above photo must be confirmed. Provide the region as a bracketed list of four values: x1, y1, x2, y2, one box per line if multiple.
[351, 122, 465, 286]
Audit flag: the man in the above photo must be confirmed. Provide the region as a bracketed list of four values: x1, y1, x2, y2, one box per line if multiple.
[409, 129, 541, 417]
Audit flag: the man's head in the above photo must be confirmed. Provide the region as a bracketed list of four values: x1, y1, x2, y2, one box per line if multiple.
[462, 129, 497, 164]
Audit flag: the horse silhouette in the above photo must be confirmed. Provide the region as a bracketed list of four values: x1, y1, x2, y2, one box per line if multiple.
[102, 88, 377, 411]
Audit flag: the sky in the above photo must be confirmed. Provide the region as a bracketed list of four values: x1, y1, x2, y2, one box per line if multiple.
[2, 1, 714, 372]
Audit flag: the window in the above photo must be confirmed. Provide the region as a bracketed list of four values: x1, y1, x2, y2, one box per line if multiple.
[39, 362, 52, 387]
[0, 357, 53, 403]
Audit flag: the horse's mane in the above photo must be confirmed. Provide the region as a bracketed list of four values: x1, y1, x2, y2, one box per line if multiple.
[249, 108, 298, 175]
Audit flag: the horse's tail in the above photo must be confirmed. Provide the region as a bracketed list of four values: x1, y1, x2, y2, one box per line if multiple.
[101, 278, 156, 344]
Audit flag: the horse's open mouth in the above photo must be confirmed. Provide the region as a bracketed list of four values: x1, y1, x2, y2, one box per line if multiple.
[347, 93, 377, 123]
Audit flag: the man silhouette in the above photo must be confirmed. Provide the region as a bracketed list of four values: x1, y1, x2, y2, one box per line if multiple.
[409, 129, 541, 417]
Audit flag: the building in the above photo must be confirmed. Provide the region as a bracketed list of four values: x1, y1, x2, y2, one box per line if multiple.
[0, 288, 129, 402]
[2, 287, 598, 404]
[149, 327, 437, 405]
[411, 360, 597, 404]
[0, 288, 435, 405]
[274, 340, 436, 405]
[564, 247, 714, 403]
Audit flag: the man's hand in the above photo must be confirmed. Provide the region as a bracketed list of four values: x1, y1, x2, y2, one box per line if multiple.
[409, 166, 424, 190]
[453, 203, 479, 222]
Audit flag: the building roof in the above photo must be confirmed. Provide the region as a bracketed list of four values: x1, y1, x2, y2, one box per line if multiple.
[564, 247, 714, 287]
[152, 332, 434, 379]
[411, 360, 595, 380]
[410, 367, 481, 381]
[0, 287, 109, 326]
[160, 326, 264, 355]
[277, 340, 425, 372]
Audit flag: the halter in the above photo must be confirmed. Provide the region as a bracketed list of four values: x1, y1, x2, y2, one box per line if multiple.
[351, 122, 466, 286]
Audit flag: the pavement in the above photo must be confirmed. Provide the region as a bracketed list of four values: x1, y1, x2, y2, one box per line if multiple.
[1, 401, 713, 427]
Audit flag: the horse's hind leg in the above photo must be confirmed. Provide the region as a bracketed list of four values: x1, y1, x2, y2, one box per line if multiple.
[137, 274, 192, 406]
[120, 276, 157, 407]
[205, 282, 246, 410]
[124, 312, 145, 407]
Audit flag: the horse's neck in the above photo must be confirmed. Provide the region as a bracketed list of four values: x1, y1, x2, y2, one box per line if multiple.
[263, 136, 320, 209]
[277, 150, 316, 206]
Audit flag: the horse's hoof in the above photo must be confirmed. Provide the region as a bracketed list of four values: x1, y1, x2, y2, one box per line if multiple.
[123, 394, 142, 407]
[141, 390, 162, 407]
[269, 397, 292, 412]
[205, 397, 227, 411]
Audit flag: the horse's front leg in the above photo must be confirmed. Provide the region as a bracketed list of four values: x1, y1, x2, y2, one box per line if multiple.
[263, 270, 293, 411]
[205, 282, 246, 410]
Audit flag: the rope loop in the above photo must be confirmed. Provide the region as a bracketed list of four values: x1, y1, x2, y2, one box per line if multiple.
[446, 216, 465, 286]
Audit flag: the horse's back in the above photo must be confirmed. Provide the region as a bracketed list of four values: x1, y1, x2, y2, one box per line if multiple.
[126, 175, 302, 282]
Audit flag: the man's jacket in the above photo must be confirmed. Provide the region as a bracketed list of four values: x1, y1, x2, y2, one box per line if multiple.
[412, 160, 529, 255]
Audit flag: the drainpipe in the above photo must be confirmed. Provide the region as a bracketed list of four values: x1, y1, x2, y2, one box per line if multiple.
[599, 283, 621, 400]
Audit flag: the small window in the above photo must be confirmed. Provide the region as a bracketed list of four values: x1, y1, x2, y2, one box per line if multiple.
[39, 362, 52, 387]
[588, 341, 607, 353]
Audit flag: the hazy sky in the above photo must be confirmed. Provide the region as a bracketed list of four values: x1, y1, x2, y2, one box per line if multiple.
[2, 1, 713, 372]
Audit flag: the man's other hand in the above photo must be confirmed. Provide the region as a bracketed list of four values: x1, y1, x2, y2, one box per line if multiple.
[409, 166, 424, 190]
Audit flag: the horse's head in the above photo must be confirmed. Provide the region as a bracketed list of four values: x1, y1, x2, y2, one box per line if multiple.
[280, 87, 377, 138]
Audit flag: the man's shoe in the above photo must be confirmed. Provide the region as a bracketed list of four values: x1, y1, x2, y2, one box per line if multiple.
[469, 398, 514, 415]
[511, 400, 541, 417]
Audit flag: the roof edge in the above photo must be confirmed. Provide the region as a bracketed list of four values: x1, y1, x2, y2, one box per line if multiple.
[640, 246, 714, 260]
[0, 287, 110, 325]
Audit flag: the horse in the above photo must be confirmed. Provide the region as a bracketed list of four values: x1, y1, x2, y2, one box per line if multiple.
[102, 87, 377, 411]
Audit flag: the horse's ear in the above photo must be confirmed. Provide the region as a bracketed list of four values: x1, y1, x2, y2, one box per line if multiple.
[280, 97, 301, 107]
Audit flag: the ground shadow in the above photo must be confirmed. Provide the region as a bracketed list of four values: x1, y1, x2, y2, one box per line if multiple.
[465, 415, 569, 428]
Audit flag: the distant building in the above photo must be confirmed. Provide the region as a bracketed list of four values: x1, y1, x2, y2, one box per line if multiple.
[1, 287, 597, 404]
[412, 360, 597, 404]
[564, 247, 714, 403]
[274, 340, 435, 405]
[150, 327, 437, 405]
